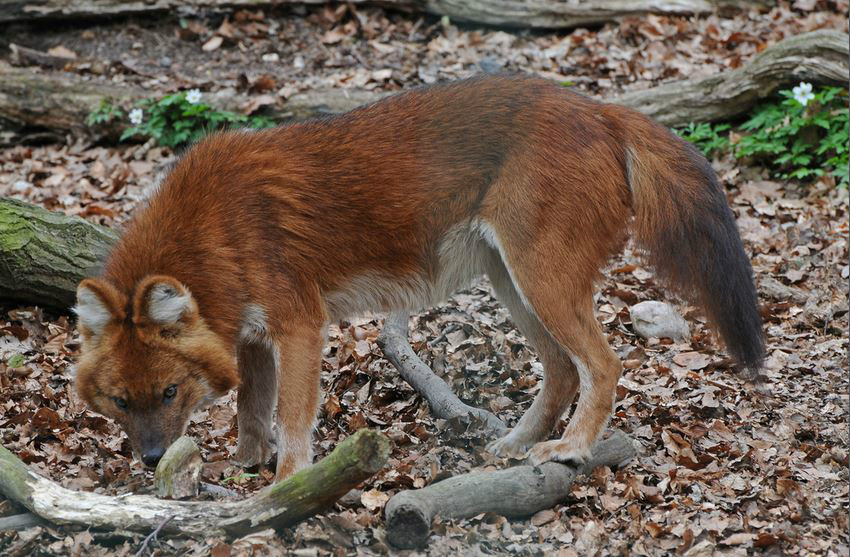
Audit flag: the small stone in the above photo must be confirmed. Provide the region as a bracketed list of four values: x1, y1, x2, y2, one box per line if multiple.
[479, 57, 504, 74]
[629, 301, 689, 341]
[261, 52, 280, 63]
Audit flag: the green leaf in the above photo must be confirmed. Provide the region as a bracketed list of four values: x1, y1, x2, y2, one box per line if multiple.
[7, 354, 25, 368]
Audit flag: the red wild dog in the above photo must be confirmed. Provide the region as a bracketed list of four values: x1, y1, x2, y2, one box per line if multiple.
[74, 75, 764, 480]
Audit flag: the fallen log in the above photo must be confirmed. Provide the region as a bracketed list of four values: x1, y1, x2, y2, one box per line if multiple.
[1, 30, 845, 139]
[0, 428, 390, 538]
[0, 198, 118, 308]
[611, 29, 850, 126]
[0, 0, 769, 28]
[385, 430, 636, 549]
[377, 311, 507, 436]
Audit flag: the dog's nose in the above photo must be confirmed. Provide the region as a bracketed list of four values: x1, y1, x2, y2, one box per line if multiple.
[141, 448, 165, 467]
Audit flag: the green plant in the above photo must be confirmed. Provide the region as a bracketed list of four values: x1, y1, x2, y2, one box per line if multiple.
[89, 90, 275, 148]
[121, 90, 275, 147]
[86, 98, 124, 126]
[6, 354, 25, 368]
[675, 122, 731, 157]
[676, 84, 849, 187]
[221, 472, 259, 484]
[736, 85, 848, 184]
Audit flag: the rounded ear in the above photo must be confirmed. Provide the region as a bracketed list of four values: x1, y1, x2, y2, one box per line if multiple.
[133, 275, 198, 329]
[74, 279, 126, 340]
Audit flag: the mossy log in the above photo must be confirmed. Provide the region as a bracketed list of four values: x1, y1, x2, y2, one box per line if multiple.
[0, 0, 770, 28]
[1, 30, 845, 141]
[0, 428, 390, 538]
[0, 198, 117, 308]
[385, 430, 637, 549]
[154, 436, 203, 500]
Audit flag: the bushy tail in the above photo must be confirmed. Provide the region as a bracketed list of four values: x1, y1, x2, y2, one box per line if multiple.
[621, 111, 765, 374]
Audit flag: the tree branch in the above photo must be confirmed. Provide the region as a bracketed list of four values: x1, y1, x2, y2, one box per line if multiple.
[385, 430, 637, 549]
[377, 311, 507, 436]
[0, 428, 390, 538]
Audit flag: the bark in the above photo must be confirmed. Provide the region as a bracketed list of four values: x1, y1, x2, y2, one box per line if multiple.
[377, 312, 507, 436]
[385, 430, 636, 549]
[0, 428, 390, 538]
[154, 436, 203, 500]
[0, 198, 118, 308]
[0, 0, 770, 28]
[1, 31, 845, 139]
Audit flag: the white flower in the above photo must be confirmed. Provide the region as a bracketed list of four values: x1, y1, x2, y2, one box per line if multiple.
[186, 89, 202, 104]
[129, 108, 143, 125]
[792, 82, 814, 107]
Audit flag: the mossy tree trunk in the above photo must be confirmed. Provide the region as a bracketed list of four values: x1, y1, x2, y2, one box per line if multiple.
[0, 198, 117, 308]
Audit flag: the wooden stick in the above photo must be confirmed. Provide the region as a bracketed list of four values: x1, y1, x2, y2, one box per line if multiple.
[377, 311, 507, 436]
[133, 514, 174, 557]
[385, 430, 636, 549]
[0, 428, 389, 538]
[0, 513, 46, 532]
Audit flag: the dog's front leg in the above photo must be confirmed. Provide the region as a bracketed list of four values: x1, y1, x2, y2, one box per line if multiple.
[273, 322, 324, 480]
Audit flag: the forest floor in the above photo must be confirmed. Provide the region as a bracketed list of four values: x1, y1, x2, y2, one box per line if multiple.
[0, 2, 848, 556]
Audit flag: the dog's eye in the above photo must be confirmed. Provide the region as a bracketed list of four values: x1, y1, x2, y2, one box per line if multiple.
[113, 397, 128, 410]
[163, 384, 177, 401]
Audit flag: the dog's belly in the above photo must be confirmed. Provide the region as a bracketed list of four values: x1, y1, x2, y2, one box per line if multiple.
[323, 219, 490, 321]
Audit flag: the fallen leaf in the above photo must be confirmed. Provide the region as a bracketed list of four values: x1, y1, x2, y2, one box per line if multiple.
[360, 489, 389, 511]
[47, 45, 77, 59]
[202, 36, 223, 52]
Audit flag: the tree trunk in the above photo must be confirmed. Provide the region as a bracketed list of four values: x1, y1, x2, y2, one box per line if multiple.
[1, 31, 845, 140]
[0, 428, 390, 538]
[0, 198, 117, 308]
[0, 0, 771, 28]
[385, 430, 637, 549]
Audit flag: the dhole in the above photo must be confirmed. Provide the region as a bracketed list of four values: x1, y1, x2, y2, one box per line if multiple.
[74, 75, 764, 480]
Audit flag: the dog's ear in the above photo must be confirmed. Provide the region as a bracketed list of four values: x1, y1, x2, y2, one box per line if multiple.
[74, 279, 127, 341]
[132, 275, 198, 332]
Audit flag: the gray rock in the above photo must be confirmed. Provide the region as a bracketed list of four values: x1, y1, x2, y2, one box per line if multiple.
[629, 301, 689, 340]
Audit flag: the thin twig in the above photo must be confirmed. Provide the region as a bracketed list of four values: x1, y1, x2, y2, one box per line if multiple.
[133, 514, 175, 557]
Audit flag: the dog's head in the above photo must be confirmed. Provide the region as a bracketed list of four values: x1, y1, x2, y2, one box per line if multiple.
[74, 275, 238, 466]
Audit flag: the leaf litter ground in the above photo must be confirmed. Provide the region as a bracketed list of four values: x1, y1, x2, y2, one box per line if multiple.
[0, 3, 848, 556]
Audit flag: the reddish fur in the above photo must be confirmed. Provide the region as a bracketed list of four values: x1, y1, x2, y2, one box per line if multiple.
[75, 75, 762, 478]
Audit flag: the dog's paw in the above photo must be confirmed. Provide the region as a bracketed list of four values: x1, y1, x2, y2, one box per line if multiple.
[233, 434, 276, 468]
[486, 431, 535, 459]
[526, 440, 592, 467]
